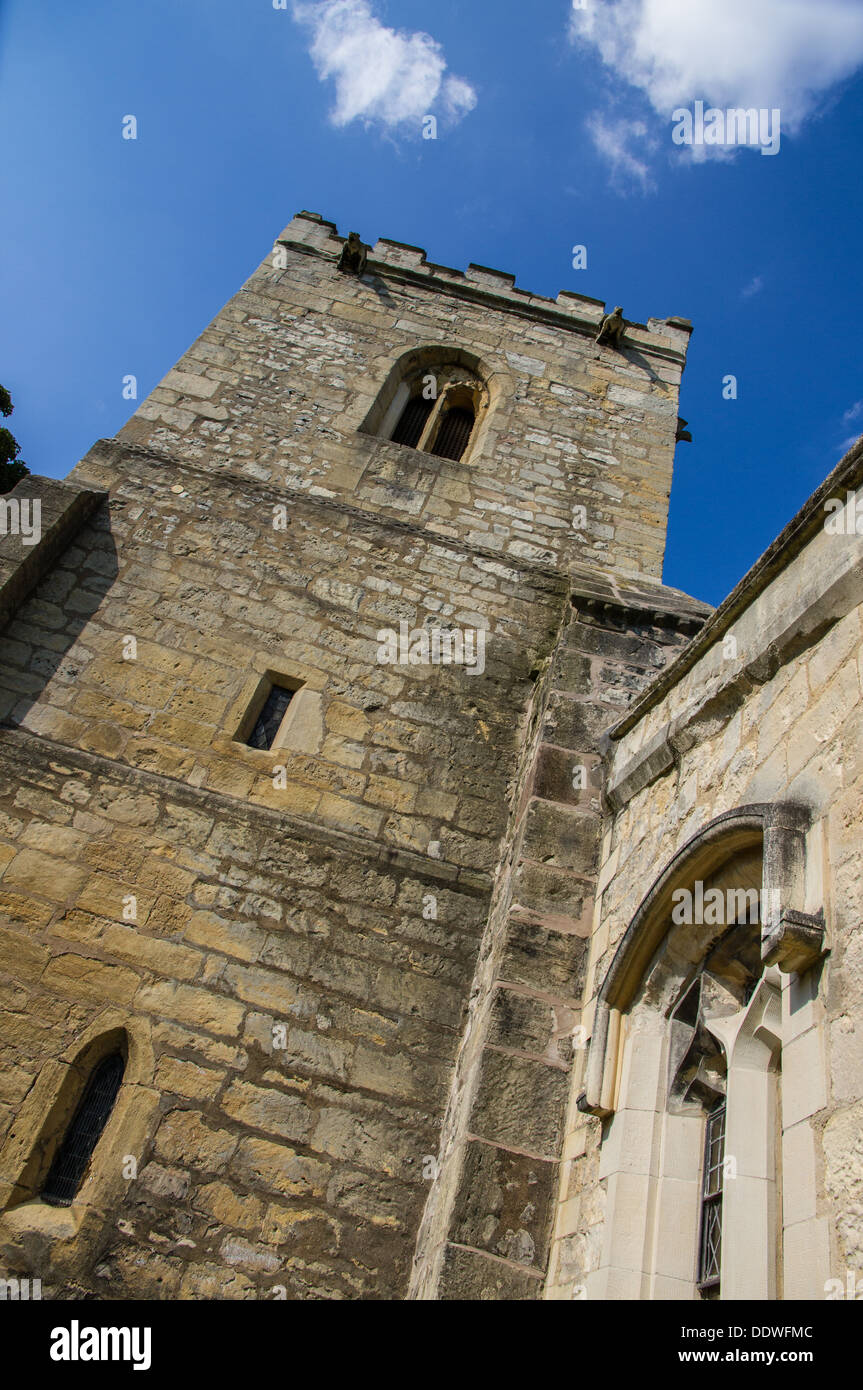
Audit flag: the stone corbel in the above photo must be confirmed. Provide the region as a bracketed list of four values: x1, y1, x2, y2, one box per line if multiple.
[760, 803, 827, 974]
[761, 906, 826, 975]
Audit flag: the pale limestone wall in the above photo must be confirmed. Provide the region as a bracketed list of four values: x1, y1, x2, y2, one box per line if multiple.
[0, 472, 703, 1298]
[0, 451, 562, 1296]
[546, 444, 863, 1300]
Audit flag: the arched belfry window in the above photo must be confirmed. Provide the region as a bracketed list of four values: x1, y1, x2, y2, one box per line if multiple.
[387, 367, 481, 460]
[41, 1050, 125, 1207]
[360, 349, 491, 465]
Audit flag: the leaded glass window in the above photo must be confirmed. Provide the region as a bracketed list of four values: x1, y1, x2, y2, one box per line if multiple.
[246, 684, 295, 750]
[698, 1097, 726, 1295]
[42, 1052, 125, 1207]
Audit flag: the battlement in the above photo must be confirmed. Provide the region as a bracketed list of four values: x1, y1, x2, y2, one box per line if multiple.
[277, 210, 693, 360]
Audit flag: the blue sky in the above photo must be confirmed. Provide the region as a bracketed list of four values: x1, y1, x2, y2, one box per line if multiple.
[1, 0, 862, 605]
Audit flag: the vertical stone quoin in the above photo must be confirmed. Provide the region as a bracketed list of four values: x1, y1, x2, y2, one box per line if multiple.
[0, 211, 707, 1299]
[409, 584, 706, 1298]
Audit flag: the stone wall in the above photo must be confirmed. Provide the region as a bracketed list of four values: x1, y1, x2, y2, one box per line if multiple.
[112, 210, 692, 579]
[546, 439, 863, 1300]
[0, 450, 562, 1297]
[410, 581, 703, 1299]
[0, 728, 490, 1298]
[0, 211, 702, 1299]
[0, 441, 566, 865]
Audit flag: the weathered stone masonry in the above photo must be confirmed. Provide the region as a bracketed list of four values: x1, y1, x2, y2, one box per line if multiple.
[0, 211, 705, 1298]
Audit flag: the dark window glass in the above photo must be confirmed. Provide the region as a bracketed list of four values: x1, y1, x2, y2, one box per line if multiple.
[391, 395, 433, 448]
[430, 406, 475, 462]
[698, 1098, 726, 1295]
[42, 1052, 125, 1207]
[247, 684, 294, 750]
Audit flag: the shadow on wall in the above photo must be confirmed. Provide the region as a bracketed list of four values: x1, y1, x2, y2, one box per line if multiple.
[0, 476, 119, 728]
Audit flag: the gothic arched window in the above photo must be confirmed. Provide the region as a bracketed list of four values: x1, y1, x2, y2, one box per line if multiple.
[575, 804, 827, 1301]
[387, 369, 481, 460]
[41, 1051, 126, 1207]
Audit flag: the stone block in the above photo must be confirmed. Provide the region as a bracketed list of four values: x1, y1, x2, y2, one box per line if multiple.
[450, 1140, 557, 1270]
[153, 1110, 239, 1173]
[41, 952, 140, 1005]
[230, 1138, 331, 1201]
[471, 1050, 569, 1158]
[221, 1080, 314, 1145]
[520, 800, 600, 874]
[436, 1243, 544, 1300]
[3, 850, 86, 901]
[135, 979, 246, 1036]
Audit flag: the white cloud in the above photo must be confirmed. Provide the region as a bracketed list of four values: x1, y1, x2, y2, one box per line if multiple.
[741, 275, 764, 299]
[292, 0, 476, 129]
[837, 401, 863, 453]
[571, 0, 863, 132]
[585, 114, 656, 192]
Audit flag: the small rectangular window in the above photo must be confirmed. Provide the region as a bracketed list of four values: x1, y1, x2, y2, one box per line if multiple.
[246, 684, 295, 750]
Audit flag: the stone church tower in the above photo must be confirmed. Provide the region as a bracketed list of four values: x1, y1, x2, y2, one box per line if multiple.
[3, 211, 856, 1302]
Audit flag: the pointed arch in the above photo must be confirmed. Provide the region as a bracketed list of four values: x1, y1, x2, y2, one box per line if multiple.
[580, 802, 823, 1117]
[577, 801, 824, 1301]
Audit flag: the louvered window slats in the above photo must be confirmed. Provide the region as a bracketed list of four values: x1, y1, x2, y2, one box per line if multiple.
[391, 395, 434, 448]
[431, 406, 474, 462]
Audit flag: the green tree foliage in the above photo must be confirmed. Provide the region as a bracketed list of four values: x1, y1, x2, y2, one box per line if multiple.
[0, 384, 30, 494]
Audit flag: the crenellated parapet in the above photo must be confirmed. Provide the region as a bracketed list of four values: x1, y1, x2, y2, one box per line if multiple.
[275, 210, 693, 363]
